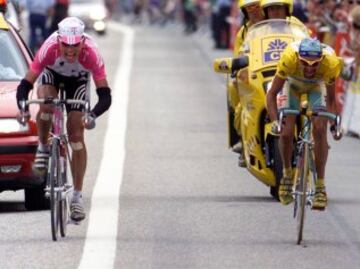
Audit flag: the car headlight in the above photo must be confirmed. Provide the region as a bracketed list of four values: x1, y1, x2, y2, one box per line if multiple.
[90, 6, 106, 21]
[0, 119, 29, 133]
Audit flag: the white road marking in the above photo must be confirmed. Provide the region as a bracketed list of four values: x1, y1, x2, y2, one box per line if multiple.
[78, 22, 134, 269]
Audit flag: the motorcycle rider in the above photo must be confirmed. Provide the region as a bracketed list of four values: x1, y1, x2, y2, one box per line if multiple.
[233, 0, 264, 56]
[266, 38, 343, 209]
[229, 0, 264, 166]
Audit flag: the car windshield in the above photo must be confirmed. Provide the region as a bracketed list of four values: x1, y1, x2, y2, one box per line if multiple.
[244, 19, 309, 44]
[0, 29, 27, 81]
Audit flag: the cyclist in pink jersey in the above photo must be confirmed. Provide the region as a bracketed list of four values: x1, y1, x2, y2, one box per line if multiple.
[16, 17, 112, 222]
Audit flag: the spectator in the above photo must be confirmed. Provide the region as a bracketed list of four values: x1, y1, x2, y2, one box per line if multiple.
[49, 0, 69, 34]
[182, 0, 198, 33]
[213, 0, 231, 48]
[293, 0, 307, 23]
[19, 0, 54, 53]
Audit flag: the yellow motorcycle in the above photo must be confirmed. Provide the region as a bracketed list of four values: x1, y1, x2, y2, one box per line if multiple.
[214, 19, 309, 199]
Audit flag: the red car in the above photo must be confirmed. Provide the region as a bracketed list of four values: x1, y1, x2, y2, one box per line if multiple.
[0, 12, 48, 210]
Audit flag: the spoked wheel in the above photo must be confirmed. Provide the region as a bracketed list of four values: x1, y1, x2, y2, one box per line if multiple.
[295, 144, 310, 245]
[59, 155, 69, 237]
[50, 141, 61, 241]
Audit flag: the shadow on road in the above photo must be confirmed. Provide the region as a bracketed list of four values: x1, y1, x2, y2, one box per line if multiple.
[0, 201, 26, 213]
[121, 194, 277, 204]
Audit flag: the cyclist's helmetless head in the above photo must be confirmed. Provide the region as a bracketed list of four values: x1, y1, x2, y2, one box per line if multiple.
[57, 17, 85, 63]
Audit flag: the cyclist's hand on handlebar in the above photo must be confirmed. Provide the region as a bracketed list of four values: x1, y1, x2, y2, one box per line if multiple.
[270, 120, 281, 135]
[16, 111, 30, 126]
[330, 124, 342, 141]
[82, 113, 96, 130]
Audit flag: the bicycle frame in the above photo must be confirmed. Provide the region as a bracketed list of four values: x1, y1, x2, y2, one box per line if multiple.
[278, 93, 340, 245]
[21, 96, 90, 241]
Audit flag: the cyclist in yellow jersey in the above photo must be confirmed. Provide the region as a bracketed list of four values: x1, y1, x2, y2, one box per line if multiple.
[266, 38, 343, 209]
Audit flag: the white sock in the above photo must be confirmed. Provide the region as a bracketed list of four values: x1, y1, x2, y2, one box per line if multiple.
[72, 190, 83, 203]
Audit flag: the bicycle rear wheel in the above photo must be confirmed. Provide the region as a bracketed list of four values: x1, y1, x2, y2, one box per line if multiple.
[59, 154, 69, 237]
[296, 144, 310, 245]
[49, 140, 61, 241]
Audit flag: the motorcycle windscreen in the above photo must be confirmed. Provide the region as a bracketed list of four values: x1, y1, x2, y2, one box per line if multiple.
[249, 34, 296, 72]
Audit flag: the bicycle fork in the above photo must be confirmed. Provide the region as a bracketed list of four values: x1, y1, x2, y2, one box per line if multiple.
[44, 155, 73, 200]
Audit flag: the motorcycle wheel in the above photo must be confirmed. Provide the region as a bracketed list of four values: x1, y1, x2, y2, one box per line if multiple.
[269, 137, 283, 201]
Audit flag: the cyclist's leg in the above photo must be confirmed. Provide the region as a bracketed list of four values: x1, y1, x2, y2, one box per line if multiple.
[278, 81, 298, 170]
[67, 111, 86, 221]
[65, 78, 88, 221]
[278, 81, 298, 204]
[34, 70, 59, 174]
[310, 85, 328, 209]
[67, 111, 86, 191]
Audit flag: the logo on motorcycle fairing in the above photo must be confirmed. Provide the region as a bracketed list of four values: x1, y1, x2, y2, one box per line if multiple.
[263, 39, 288, 63]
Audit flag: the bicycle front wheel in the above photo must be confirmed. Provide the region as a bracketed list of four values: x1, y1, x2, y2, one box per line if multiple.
[296, 143, 310, 245]
[59, 155, 69, 238]
[49, 140, 61, 241]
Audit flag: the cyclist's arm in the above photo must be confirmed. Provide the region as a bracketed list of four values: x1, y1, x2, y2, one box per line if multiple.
[16, 69, 39, 109]
[91, 78, 112, 117]
[24, 69, 39, 85]
[266, 75, 286, 121]
[325, 83, 337, 114]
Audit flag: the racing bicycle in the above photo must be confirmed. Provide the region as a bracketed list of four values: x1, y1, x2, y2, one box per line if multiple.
[278, 93, 341, 245]
[20, 90, 92, 241]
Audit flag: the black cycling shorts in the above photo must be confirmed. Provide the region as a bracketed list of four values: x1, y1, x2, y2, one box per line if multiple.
[39, 68, 90, 113]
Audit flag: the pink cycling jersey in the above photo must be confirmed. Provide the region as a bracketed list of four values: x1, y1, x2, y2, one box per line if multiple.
[31, 32, 106, 82]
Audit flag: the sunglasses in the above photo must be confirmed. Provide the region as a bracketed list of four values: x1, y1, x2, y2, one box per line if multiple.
[299, 57, 322, 67]
[60, 42, 82, 48]
[348, 0, 360, 4]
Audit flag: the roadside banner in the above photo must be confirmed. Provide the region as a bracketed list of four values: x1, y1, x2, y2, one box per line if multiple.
[342, 72, 360, 136]
[334, 32, 351, 113]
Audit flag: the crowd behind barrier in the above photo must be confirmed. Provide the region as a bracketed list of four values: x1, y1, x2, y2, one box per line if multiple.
[7, 0, 360, 137]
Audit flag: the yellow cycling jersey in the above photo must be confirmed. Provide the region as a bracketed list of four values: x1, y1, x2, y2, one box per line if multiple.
[276, 41, 343, 85]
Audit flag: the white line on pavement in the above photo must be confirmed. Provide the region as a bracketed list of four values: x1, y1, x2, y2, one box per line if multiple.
[78, 22, 135, 269]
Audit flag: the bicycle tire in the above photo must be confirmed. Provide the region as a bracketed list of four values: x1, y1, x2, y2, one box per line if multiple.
[50, 140, 60, 241]
[59, 154, 68, 237]
[296, 143, 310, 245]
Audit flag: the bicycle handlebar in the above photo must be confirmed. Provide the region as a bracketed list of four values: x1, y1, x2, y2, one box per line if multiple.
[278, 108, 342, 138]
[18, 98, 93, 128]
[20, 98, 89, 110]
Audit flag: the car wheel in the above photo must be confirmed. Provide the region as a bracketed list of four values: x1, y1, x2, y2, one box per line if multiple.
[24, 182, 50, 211]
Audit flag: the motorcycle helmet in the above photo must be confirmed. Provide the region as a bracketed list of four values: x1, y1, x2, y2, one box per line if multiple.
[238, 0, 261, 19]
[260, 0, 293, 17]
[298, 38, 323, 66]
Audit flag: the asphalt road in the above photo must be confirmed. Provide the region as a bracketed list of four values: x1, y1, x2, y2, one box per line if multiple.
[0, 21, 360, 269]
